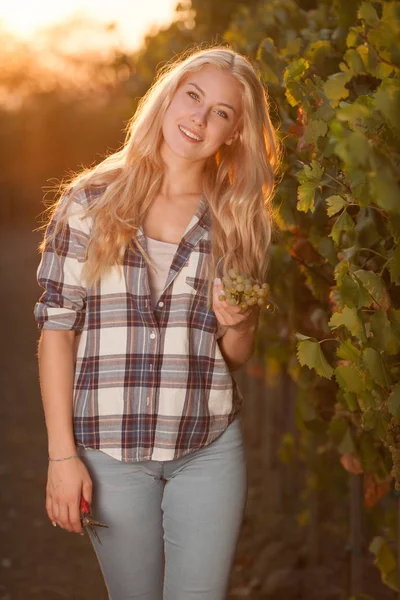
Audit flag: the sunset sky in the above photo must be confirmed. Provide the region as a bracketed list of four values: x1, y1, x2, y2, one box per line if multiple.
[0, 0, 179, 51]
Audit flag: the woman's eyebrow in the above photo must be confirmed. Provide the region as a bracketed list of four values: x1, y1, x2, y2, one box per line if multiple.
[187, 82, 237, 113]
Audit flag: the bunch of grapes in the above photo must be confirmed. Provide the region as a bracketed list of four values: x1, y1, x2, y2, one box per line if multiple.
[218, 268, 271, 313]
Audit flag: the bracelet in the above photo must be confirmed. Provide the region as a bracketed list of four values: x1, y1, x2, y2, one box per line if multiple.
[48, 454, 78, 462]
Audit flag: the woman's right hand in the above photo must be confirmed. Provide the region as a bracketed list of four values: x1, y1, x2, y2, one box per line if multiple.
[46, 457, 93, 535]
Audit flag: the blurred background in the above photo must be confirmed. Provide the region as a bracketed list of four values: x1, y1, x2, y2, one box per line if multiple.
[1, 1, 400, 599]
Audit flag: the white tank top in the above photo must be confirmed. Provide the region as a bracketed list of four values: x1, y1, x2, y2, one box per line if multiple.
[144, 236, 179, 309]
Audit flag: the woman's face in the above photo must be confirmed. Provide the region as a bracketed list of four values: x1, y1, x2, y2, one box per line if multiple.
[161, 64, 242, 164]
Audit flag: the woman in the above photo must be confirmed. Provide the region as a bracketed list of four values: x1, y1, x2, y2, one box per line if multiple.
[34, 46, 280, 600]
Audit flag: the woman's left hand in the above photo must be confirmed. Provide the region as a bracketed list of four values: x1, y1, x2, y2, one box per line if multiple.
[212, 278, 260, 334]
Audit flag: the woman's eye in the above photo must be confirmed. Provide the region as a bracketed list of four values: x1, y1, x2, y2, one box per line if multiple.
[188, 91, 199, 100]
[216, 109, 228, 119]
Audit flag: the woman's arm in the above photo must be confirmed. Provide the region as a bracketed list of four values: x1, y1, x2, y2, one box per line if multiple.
[212, 278, 260, 372]
[38, 330, 77, 457]
[217, 321, 258, 372]
[38, 327, 92, 536]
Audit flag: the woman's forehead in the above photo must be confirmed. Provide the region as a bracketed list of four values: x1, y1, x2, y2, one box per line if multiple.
[180, 65, 242, 108]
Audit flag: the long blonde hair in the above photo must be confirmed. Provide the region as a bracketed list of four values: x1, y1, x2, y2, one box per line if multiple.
[40, 45, 282, 308]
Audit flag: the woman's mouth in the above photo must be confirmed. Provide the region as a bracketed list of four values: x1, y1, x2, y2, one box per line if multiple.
[178, 125, 203, 143]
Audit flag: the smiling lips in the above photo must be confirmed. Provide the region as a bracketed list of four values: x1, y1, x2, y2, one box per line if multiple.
[179, 125, 203, 142]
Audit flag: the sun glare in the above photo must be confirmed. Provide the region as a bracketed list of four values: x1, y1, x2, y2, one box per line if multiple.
[0, 0, 179, 51]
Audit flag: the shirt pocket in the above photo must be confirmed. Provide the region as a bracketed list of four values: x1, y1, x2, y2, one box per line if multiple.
[185, 275, 208, 298]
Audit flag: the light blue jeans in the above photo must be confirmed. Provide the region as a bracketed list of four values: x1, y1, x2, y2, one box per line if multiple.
[76, 417, 247, 600]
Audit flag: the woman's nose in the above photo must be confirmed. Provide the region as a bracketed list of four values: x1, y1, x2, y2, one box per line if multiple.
[190, 109, 206, 127]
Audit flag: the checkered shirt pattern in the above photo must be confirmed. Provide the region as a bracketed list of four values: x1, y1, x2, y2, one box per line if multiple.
[34, 186, 243, 462]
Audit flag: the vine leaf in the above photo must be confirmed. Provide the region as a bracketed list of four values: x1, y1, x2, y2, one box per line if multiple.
[353, 269, 388, 309]
[362, 348, 389, 388]
[325, 195, 347, 217]
[337, 339, 361, 361]
[330, 211, 354, 244]
[389, 245, 400, 283]
[296, 160, 324, 214]
[358, 2, 380, 27]
[369, 536, 399, 592]
[387, 383, 400, 421]
[335, 364, 365, 394]
[296, 338, 334, 379]
[302, 119, 328, 146]
[323, 72, 352, 106]
[329, 306, 367, 342]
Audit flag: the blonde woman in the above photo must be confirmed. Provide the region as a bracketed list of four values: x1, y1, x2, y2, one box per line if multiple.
[34, 46, 280, 600]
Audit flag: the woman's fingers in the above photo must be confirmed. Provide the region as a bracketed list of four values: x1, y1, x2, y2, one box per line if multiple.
[46, 494, 56, 526]
[58, 502, 73, 532]
[69, 498, 84, 534]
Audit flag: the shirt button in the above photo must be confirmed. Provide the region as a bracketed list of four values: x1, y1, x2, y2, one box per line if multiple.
[150, 332, 156, 339]
[158, 301, 164, 307]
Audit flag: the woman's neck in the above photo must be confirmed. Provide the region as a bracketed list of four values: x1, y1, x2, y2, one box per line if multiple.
[159, 142, 205, 196]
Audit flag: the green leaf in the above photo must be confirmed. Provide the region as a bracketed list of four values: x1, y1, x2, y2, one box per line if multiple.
[326, 195, 347, 217]
[329, 306, 367, 342]
[296, 160, 324, 214]
[337, 274, 365, 309]
[335, 364, 366, 393]
[369, 537, 399, 592]
[330, 210, 354, 244]
[344, 391, 360, 411]
[323, 72, 352, 106]
[370, 310, 400, 356]
[336, 100, 370, 124]
[284, 58, 309, 82]
[358, 2, 380, 26]
[285, 80, 304, 107]
[388, 215, 400, 244]
[389, 246, 400, 284]
[337, 339, 361, 361]
[353, 270, 386, 308]
[362, 348, 389, 388]
[374, 78, 400, 133]
[368, 167, 400, 215]
[297, 339, 334, 379]
[343, 48, 365, 75]
[388, 383, 400, 421]
[302, 119, 328, 145]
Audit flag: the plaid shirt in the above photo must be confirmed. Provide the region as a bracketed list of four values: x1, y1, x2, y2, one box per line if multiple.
[34, 186, 243, 462]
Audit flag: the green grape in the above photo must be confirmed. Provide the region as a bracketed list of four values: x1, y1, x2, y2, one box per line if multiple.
[222, 276, 233, 287]
[236, 276, 244, 283]
[218, 294, 226, 302]
[257, 298, 264, 307]
[248, 297, 257, 306]
[228, 268, 238, 279]
[253, 284, 261, 292]
[227, 298, 237, 306]
[240, 302, 249, 311]
[236, 283, 245, 292]
[244, 285, 253, 294]
[262, 283, 269, 289]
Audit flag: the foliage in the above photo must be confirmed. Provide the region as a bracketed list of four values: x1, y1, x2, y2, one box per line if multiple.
[224, 0, 400, 591]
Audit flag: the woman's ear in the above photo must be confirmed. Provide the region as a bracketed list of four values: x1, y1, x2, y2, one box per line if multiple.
[224, 129, 240, 146]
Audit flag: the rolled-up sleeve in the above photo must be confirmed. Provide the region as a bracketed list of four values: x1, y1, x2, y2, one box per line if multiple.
[34, 191, 91, 331]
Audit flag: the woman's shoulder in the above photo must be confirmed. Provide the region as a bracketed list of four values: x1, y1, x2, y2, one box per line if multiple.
[67, 183, 109, 210]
